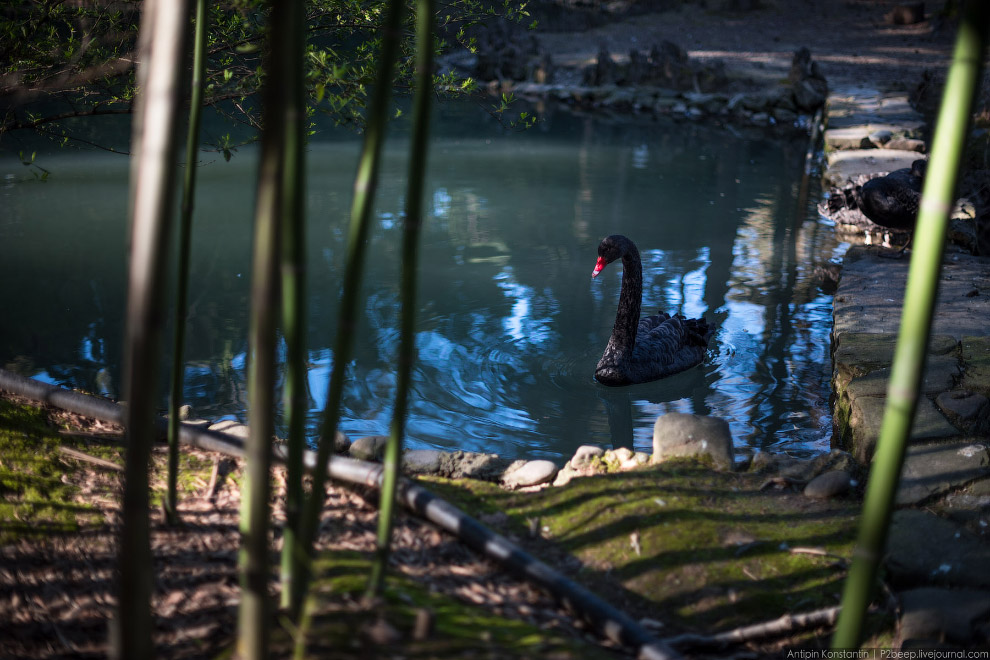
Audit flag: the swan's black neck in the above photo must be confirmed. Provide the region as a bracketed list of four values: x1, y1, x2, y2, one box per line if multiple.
[605, 240, 642, 360]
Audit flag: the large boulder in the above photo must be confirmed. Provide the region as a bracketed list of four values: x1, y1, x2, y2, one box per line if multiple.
[652, 413, 734, 470]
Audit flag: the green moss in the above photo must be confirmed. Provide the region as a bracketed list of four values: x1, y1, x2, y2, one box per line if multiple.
[149, 451, 214, 508]
[0, 399, 101, 543]
[269, 551, 613, 659]
[961, 336, 990, 398]
[422, 461, 861, 637]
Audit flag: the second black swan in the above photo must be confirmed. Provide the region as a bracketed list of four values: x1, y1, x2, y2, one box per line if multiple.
[859, 159, 927, 233]
[592, 235, 712, 386]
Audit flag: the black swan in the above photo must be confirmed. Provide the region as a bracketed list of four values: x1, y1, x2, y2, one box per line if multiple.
[859, 159, 927, 250]
[592, 235, 712, 386]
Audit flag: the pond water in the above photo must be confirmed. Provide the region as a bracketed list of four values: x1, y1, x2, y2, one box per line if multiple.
[0, 103, 844, 460]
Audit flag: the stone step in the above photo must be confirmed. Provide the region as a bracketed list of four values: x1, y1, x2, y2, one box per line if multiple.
[823, 148, 924, 186]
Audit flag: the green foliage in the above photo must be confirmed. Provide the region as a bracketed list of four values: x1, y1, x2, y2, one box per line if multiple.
[492, 92, 536, 130]
[17, 150, 49, 181]
[0, 0, 530, 142]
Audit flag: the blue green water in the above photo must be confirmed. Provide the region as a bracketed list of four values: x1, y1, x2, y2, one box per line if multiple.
[0, 103, 842, 460]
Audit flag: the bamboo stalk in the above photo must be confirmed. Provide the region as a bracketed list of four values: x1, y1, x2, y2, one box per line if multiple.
[165, 0, 209, 526]
[832, 2, 989, 647]
[278, 0, 309, 615]
[236, 0, 296, 656]
[115, 0, 192, 657]
[366, 0, 435, 598]
[292, 0, 406, 620]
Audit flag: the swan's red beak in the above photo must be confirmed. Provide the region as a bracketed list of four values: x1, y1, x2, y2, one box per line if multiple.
[591, 257, 607, 279]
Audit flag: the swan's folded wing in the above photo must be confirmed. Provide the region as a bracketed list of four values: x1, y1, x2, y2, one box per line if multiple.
[637, 311, 672, 335]
[634, 314, 709, 368]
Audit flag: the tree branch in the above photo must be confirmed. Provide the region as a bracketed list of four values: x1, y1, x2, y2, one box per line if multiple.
[662, 605, 856, 651]
[1, 105, 133, 135]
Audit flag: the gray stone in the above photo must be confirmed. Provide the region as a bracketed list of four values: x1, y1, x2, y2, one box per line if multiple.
[552, 464, 580, 487]
[804, 470, 852, 499]
[769, 450, 858, 482]
[570, 445, 605, 469]
[825, 88, 922, 129]
[771, 107, 798, 124]
[848, 395, 959, 463]
[887, 509, 990, 588]
[886, 2, 925, 25]
[833, 333, 958, 383]
[350, 435, 388, 461]
[833, 246, 990, 341]
[209, 419, 250, 439]
[936, 390, 989, 431]
[885, 137, 926, 152]
[502, 459, 559, 488]
[897, 441, 990, 505]
[326, 430, 350, 453]
[652, 413, 734, 471]
[403, 449, 442, 474]
[810, 449, 859, 476]
[899, 587, 990, 646]
[844, 356, 959, 399]
[823, 149, 924, 187]
[178, 404, 192, 420]
[868, 129, 893, 146]
[748, 451, 801, 474]
[823, 126, 877, 150]
[740, 92, 770, 112]
[610, 447, 634, 463]
[935, 489, 990, 532]
[436, 451, 515, 481]
[726, 92, 746, 111]
[602, 88, 636, 109]
[825, 126, 920, 151]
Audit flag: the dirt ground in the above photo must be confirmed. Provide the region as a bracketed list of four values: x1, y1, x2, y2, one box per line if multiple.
[0, 391, 596, 660]
[537, 0, 960, 93]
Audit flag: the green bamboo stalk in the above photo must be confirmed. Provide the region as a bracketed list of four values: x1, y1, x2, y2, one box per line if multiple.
[278, 0, 309, 613]
[236, 1, 296, 656]
[832, 3, 988, 648]
[366, 0, 435, 598]
[165, 0, 209, 527]
[115, 0, 192, 657]
[292, 0, 406, 620]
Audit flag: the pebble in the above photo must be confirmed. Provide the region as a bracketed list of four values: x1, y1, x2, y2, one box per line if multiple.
[503, 460, 559, 488]
[404, 449, 442, 474]
[570, 445, 605, 469]
[350, 435, 388, 461]
[208, 419, 250, 439]
[804, 470, 852, 499]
